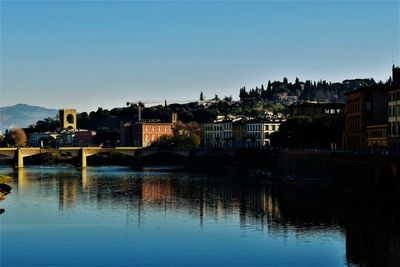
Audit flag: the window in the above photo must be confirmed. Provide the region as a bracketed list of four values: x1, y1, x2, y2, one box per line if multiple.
[397, 122, 400, 136]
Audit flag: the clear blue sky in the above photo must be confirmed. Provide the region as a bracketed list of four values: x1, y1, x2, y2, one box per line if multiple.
[1, 0, 399, 112]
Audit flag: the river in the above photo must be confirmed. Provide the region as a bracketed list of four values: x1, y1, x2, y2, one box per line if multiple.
[0, 166, 399, 266]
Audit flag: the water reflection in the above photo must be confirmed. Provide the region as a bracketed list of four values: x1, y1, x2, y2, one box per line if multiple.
[4, 167, 400, 266]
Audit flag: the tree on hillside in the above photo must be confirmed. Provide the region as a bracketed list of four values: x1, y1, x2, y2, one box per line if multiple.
[239, 87, 248, 101]
[200, 92, 204, 101]
[223, 96, 233, 102]
[283, 77, 288, 85]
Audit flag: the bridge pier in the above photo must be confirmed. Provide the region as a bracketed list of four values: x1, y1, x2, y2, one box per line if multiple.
[16, 148, 24, 168]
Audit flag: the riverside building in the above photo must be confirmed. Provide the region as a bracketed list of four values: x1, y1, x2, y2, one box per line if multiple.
[203, 118, 282, 149]
[120, 113, 177, 147]
[388, 65, 400, 151]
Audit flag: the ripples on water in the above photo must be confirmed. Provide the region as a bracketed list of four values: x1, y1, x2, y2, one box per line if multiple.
[0, 166, 399, 266]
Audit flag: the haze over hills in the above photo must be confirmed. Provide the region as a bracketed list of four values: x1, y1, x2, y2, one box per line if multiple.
[0, 104, 58, 133]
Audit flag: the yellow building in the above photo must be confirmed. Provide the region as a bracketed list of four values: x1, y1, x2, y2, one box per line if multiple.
[366, 124, 388, 151]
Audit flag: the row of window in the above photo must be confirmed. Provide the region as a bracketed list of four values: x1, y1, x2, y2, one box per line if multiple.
[390, 122, 400, 137]
[204, 132, 233, 139]
[203, 140, 267, 148]
[144, 125, 171, 132]
[388, 105, 400, 117]
[204, 127, 278, 136]
[367, 129, 387, 138]
[347, 101, 361, 113]
[204, 123, 280, 132]
[203, 124, 232, 131]
[204, 132, 272, 140]
[144, 134, 164, 142]
[388, 91, 400, 102]
[247, 124, 279, 131]
[346, 116, 361, 132]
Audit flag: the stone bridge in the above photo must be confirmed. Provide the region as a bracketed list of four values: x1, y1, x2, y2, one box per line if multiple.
[0, 147, 140, 168]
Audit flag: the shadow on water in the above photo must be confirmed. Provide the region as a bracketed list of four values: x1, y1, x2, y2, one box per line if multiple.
[0, 175, 12, 214]
[3, 167, 400, 266]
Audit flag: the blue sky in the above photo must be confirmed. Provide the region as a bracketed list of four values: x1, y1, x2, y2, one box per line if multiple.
[1, 0, 399, 112]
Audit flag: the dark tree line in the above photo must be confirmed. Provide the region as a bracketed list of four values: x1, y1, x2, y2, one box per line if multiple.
[239, 77, 378, 103]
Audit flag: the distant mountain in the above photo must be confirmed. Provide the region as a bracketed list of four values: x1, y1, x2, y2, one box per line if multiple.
[0, 104, 58, 133]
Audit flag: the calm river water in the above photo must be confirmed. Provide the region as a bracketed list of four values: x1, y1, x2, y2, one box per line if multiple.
[0, 166, 399, 266]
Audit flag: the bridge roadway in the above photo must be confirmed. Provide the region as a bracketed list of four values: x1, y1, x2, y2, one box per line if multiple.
[0, 147, 230, 168]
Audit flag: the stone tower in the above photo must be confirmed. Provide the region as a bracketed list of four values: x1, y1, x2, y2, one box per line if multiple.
[59, 109, 77, 130]
[171, 112, 178, 128]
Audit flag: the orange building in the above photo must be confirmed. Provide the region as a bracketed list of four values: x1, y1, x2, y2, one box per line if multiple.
[343, 89, 368, 150]
[121, 113, 177, 147]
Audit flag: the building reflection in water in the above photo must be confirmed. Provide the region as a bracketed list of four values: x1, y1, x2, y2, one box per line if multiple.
[59, 174, 78, 211]
[11, 169, 400, 267]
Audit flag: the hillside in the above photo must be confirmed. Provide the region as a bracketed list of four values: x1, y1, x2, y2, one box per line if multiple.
[0, 104, 58, 132]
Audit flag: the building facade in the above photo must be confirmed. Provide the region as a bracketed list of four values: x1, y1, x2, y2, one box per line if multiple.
[203, 119, 281, 149]
[245, 120, 281, 148]
[74, 130, 96, 147]
[120, 113, 177, 147]
[388, 66, 400, 151]
[245, 122, 263, 148]
[203, 121, 233, 148]
[121, 121, 173, 147]
[366, 125, 388, 151]
[232, 120, 246, 148]
[343, 89, 368, 150]
[56, 131, 74, 147]
[343, 83, 388, 151]
[28, 132, 59, 147]
[263, 121, 281, 146]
